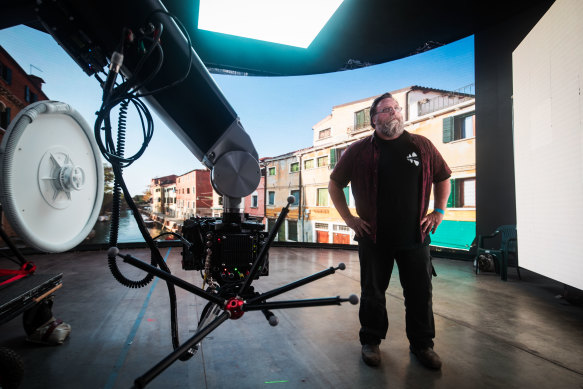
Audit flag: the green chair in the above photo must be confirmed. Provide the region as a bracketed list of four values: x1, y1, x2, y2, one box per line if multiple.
[475, 225, 521, 281]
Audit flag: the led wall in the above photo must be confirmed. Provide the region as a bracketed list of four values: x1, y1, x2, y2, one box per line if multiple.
[512, 0, 583, 289]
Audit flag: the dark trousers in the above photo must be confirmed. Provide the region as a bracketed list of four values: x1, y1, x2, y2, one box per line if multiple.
[358, 238, 435, 349]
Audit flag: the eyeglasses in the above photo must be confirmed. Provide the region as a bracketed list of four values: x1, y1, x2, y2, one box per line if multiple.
[375, 106, 402, 115]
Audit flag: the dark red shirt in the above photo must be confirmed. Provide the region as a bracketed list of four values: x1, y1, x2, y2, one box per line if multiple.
[330, 131, 451, 243]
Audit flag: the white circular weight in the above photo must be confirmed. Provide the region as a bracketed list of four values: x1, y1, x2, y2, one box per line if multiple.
[211, 151, 260, 198]
[0, 101, 104, 252]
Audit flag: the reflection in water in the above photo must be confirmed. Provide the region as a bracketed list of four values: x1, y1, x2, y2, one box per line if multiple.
[85, 210, 165, 244]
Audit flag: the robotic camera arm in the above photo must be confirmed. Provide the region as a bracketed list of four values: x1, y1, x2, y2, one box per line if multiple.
[35, 0, 260, 211]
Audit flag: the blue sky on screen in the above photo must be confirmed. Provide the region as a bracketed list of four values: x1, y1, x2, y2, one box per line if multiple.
[0, 25, 474, 195]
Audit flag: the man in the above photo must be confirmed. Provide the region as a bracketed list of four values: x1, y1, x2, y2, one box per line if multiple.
[328, 92, 451, 370]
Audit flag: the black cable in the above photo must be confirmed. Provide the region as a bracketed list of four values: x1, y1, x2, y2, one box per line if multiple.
[152, 232, 191, 247]
[94, 96, 154, 168]
[110, 163, 188, 360]
[94, 73, 105, 86]
[94, 10, 192, 164]
[131, 10, 193, 98]
[0, 250, 22, 266]
[129, 26, 165, 94]
[0, 222, 28, 266]
[107, 99, 155, 289]
[94, 10, 196, 361]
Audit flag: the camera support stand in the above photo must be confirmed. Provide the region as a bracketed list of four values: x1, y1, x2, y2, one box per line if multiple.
[112, 197, 358, 388]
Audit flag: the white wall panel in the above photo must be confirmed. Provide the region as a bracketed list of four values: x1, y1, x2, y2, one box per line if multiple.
[512, 0, 583, 289]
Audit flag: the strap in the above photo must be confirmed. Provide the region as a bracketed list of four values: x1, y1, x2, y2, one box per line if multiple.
[0, 261, 37, 286]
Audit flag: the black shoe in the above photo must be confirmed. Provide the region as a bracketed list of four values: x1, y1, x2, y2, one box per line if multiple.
[361, 344, 381, 367]
[410, 346, 442, 370]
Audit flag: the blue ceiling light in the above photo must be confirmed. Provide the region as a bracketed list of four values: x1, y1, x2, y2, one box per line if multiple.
[198, 0, 344, 49]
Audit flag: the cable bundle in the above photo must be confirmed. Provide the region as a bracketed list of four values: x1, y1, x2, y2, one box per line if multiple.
[93, 10, 195, 359]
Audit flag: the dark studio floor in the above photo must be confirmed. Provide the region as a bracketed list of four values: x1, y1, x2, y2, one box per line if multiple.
[1, 246, 582, 389]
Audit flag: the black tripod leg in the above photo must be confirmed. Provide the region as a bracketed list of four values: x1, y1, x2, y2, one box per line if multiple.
[247, 264, 345, 304]
[262, 309, 278, 326]
[0, 225, 28, 265]
[119, 252, 225, 306]
[240, 197, 294, 295]
[245, 296, 358, 311]
[132, 312, 229, 389]
[187, 302, 223, 355]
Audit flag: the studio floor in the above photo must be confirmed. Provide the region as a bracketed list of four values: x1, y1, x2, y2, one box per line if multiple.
[1, 246, 582, 389]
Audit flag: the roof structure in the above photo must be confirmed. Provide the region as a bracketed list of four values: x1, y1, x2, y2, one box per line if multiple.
[0, 0, 553, 76]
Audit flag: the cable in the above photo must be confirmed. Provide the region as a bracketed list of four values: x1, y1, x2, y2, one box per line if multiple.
[110, 163, 186, 358]
[107, 99, 155, 289]
[131, 10, 193, 97]
[0, 250, 22, 266]
[152, 232, 192, 247]
[94, 96, 154, 168]
[93, 9, 196, 362]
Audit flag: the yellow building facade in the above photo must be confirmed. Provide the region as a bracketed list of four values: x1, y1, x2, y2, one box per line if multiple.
[263, 85, 476, 249]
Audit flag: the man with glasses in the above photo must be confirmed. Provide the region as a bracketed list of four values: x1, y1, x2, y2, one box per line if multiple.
[329, 92, 451, 370]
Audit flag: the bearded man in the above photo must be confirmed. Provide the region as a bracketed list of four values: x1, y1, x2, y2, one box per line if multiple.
[328, 92, 451, 370]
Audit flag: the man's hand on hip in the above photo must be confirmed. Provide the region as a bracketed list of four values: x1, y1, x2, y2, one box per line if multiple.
[421, 211, 444, 235]
[346, 215, 372, 238]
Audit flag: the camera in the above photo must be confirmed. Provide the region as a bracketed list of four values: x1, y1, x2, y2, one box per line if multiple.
[181, 213, 268, 284]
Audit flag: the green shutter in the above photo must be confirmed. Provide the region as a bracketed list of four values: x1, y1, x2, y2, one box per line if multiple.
[291, 190, 300, 205]
[447, 179, 457, 208]
[443, 116, 454, 143]
[277, 221, 286, 241]
[343, 186, 350, 206]
[330, 149, 337, 168]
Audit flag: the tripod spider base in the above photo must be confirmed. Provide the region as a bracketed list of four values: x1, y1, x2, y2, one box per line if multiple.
[117, 253, 358, 389]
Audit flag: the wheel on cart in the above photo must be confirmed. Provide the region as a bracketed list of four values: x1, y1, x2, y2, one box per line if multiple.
[0, 347, 24, 389]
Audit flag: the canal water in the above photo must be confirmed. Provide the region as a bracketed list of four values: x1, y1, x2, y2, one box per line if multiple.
[85, 210, 165, 245]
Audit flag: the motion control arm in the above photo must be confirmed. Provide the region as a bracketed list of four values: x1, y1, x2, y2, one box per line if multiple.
[34, 0, 260, 206]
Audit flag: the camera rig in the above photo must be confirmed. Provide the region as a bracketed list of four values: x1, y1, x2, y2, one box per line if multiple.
[16, 0, 360, 387]
[111, 196, 358, 388]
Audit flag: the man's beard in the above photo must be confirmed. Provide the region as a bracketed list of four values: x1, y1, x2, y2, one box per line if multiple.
[378, 116, 404, 138]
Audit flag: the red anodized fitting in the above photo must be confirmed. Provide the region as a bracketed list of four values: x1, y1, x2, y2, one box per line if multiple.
[225, 297, 245, 320]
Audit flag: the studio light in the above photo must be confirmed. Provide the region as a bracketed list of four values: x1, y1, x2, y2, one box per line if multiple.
[198, 0, 344, 48]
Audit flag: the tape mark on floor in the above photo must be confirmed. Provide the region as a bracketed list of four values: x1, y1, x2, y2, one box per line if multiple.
[104, 247, 171, 389]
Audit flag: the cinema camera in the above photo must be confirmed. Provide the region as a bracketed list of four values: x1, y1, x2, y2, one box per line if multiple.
[3, 0, 359, 387]
[181, 213, 269, 286]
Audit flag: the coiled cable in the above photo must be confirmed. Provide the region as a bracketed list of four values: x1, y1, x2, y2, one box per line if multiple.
[107, 99, 155, 288]
[94, 10, 195, 361]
